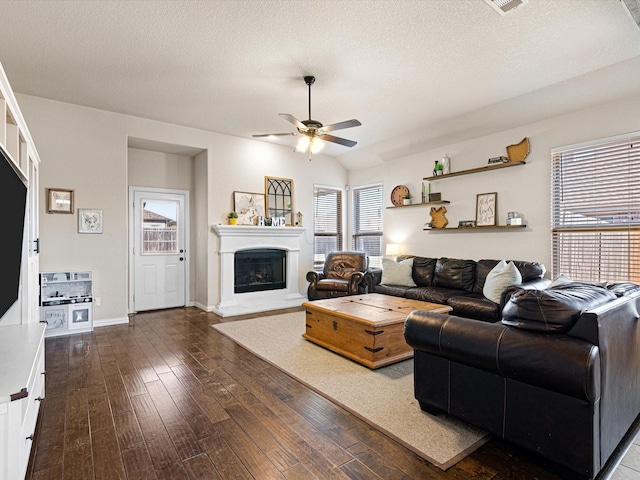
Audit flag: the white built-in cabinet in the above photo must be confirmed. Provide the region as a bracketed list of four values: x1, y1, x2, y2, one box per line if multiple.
[0, 61, 44, 480]
[0, 325, 45, 480]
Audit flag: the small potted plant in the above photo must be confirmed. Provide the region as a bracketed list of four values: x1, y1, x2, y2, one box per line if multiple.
[228, 211, 238, 225]
[402, 193, 411, 206]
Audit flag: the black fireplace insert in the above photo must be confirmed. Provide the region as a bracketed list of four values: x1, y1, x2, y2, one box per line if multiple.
[234, 248, 286, 294]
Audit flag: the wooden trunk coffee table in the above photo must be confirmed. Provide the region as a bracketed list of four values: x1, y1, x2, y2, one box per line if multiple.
[302, 293, 452, 369]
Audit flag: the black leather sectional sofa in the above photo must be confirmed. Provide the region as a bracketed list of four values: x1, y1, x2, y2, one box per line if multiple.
[366, 256, 550, 322]
[404, 281, 640, 479]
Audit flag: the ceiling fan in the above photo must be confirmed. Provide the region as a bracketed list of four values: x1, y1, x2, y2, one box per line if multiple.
[253, 75, 361, 160]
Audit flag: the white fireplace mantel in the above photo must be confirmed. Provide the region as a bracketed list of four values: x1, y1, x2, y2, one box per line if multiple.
[211, 225, 307, 316]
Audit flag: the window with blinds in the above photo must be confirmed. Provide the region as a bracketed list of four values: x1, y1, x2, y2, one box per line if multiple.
[352, 184, 383, 268]
[551, 134, 640, 283]
[313, 186, 342, 270]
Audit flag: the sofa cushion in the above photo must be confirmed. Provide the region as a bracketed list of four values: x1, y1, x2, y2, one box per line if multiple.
[408, 256, 437, 286]
[405, 286, 462, 305]
[372, 284, 413, 297]
[315, 278, 350, 292]
[433, 258, 476, 291]
[607, 282, 640, 297]
[447, 293, 501, 322]
[502, 283, 617, 333]
[510, 260, 545, 283]
[380, 257, 416, 286]
[483, 260, 522, 303]
[473, 259, 501, 293]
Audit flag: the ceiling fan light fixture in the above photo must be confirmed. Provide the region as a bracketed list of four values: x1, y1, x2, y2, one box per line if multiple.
[310, 137, 325, 154]
[253, 75, 361, 158]
[295, 134, 310, 153]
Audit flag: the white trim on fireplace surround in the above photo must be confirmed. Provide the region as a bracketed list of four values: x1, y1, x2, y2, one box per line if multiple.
[211, 225, 307, 317]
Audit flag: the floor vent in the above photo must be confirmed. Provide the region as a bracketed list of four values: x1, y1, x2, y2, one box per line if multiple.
[483, 0, 529, 16]
[621, 0, 640, 30]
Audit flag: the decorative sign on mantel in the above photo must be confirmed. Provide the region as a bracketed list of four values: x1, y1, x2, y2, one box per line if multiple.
[257, 216, 286, 226]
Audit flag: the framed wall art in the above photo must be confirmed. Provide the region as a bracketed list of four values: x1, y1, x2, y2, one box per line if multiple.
[46, 188, 74, 214]
[476, 192, 497, 227]
[78, 208, 103, 234]
[233, 191, 266, 225]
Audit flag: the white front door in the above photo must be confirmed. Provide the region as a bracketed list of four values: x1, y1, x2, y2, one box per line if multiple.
[131, 188, 188, 312]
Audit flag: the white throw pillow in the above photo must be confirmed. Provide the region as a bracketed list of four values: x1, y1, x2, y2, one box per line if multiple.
[483, 260, 522, 303]
[550, 274, 572, 288]
[380, 257, 417, 287]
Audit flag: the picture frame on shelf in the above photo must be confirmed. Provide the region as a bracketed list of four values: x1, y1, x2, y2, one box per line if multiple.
[476, 192, 497, 227]
[458, 220, 476, 228]
[46, 188, 74, 214]
[233, 191, 266, 225]
[78, 208, 103, 234]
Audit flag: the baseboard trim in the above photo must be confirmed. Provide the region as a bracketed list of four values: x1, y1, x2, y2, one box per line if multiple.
[94, 316, 129, 328]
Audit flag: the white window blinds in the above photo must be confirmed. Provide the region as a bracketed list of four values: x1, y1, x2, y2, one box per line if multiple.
[352, 184, 383, 268]
[551, 134, 640, 282]
[313, 186, 342, 270]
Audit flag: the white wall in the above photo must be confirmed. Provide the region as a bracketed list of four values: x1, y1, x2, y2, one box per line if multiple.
[347, 94, 640, 274]
[194, 150, 209, 310]
[19, 89, 640, 322]
[18, 94, 348, 322]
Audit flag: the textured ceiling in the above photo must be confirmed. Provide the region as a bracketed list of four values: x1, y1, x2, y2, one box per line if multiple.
[0, 0, 639, 170]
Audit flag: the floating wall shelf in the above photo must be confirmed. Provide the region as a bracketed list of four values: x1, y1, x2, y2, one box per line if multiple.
[387, 200, 450, 209]
[424, 224, 527, 231]
[424, 160, 526, 181]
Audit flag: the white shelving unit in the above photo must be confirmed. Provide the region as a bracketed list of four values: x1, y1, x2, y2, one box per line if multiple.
[0, 60, 43, 480]
[0, 324, 45, 480]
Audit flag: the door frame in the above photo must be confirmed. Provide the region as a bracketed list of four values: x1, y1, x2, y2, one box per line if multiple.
[128, 186, 191, 314]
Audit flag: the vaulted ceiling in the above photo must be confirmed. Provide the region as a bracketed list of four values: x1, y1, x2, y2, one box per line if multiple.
[0, 0, 639, 170]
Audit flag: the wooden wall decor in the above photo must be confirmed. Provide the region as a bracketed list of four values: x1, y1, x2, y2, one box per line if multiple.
[429, 206, 448, 228]
[506, 137, 530, 162]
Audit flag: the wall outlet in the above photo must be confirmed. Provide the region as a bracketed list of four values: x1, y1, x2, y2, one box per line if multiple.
[94, 297, 101, 307]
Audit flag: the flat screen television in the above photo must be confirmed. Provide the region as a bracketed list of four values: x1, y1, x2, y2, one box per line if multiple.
[0, 145, 27, 321]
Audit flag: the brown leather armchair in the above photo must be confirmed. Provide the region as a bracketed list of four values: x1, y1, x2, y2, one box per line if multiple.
[306, 251, 369, 300]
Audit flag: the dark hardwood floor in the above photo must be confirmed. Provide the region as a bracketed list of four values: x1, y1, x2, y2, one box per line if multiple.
[25, 306, 601, 479]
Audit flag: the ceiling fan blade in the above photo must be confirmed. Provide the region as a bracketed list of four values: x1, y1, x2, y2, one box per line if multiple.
[252, 132, 296, 138]
[321, 134, 357, 148]
[279, 113, 306, 130]
[318, 119, 361, 133]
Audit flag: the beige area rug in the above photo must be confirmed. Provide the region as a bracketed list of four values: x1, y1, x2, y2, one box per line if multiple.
[212, 311, 490, 470]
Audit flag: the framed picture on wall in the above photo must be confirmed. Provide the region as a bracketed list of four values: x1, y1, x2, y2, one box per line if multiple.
[233, 191, 266, 225]
[46, 188, 74, 214]
[78, 208, 103, 234]
[476, 192, 497, 227]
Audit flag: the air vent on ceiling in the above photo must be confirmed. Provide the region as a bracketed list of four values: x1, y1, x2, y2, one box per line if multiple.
[621, 0, 640, 30]
[483, 0, 529, 16]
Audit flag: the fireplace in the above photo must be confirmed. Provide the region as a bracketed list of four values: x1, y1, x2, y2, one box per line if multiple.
[211, 225, 307, 317]
[235, 248, 286, 293]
